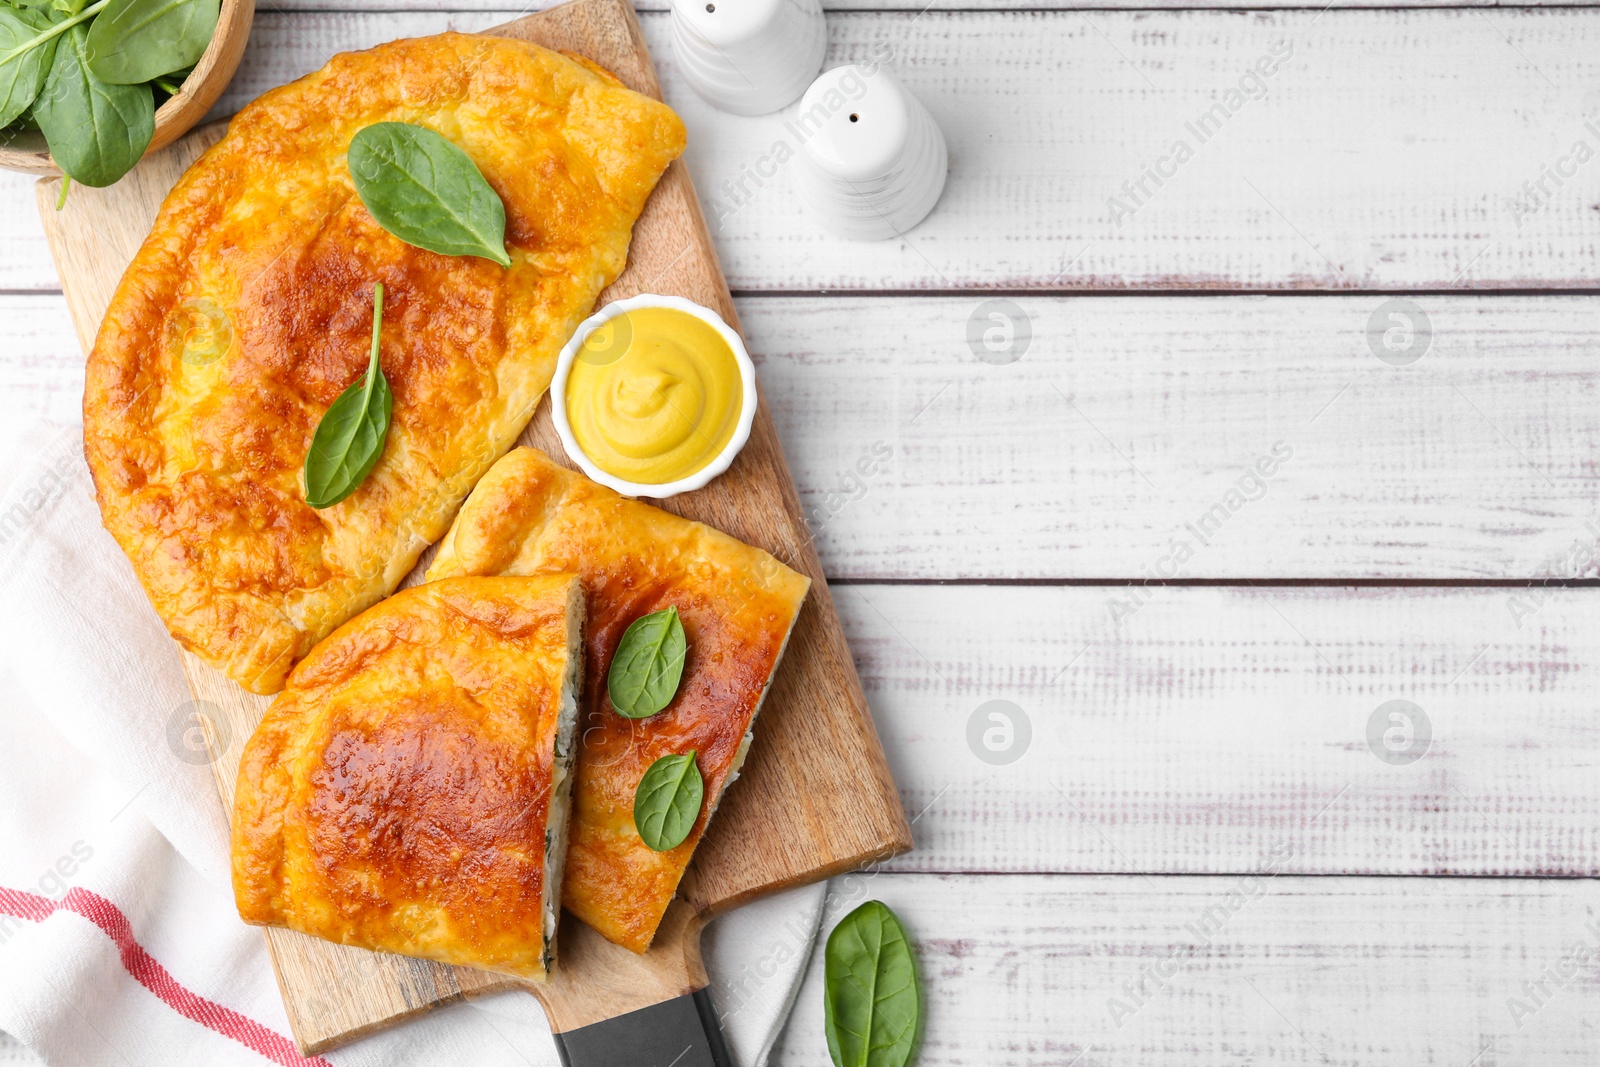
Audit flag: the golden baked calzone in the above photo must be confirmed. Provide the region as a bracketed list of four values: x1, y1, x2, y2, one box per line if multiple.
[427, 448, 811, 952]
[232, 575, 584, 981]
[83, 32, 685, 693]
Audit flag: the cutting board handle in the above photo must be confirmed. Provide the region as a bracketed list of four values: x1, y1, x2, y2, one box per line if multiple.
[534, 900, 732, 1064]
[554, 989, 733, 1067]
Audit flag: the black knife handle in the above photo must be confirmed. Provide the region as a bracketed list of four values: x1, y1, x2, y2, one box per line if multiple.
[554, 988, 734, 1067]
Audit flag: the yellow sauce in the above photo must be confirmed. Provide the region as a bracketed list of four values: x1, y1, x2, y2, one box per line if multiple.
[565, 306, 744, 485]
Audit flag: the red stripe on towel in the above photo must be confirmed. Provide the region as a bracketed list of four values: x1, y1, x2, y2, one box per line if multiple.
[0, 885, 329, 1067]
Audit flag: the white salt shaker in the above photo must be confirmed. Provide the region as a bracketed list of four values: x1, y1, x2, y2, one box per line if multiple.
[791, 65, 948, 241]
[671, 0, 827, 116]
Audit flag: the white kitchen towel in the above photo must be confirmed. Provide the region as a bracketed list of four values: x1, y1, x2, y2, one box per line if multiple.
[0, 421, 823, 1067]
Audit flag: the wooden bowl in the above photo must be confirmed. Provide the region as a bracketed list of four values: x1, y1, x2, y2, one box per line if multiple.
[0, 0, 255, 177]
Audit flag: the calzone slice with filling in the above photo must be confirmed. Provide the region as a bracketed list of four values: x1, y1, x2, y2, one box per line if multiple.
[231, 575, 584, 980]
[427, 448, 811, 953]
[83, 32, 685, 693]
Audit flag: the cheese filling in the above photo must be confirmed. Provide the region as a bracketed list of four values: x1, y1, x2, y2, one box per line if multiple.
[541, 593, 584, 973]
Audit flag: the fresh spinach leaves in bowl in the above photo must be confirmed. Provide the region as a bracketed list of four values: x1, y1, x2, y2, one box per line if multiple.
[0, 0, 219, 189]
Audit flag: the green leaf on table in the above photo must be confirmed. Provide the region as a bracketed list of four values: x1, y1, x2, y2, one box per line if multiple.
[607, 606, 687, 718]
[633, 751, 703, 852]
[32, 22, 152, 186]
[0, 5, 57, 128]
[824, 901, 922, 1067]
[85, 0, 217, 86]
[303, 283, 392, 509]
[347, 122, 512, 266]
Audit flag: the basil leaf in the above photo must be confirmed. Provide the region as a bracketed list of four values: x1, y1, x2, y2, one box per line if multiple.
[303, 283, 392, 509]
[347, 122, 511, 267]
[85, 0, 217, 85]
[824, 901, 922, 1067]
[0, 5, 56, 128]
[607, 606, 687, 718]
[633, 751, 703, 852]
[32, 22, 151, 187]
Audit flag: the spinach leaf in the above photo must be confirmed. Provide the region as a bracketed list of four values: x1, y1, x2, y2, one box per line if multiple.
[607, 606, 686, 718]
[303, 283, 392, 509]
[824, 901, 922, 1067]
[0, 5, 57, 128]
[11, 0, 84, 13]
[0, 0, 108, 69]
[633, 751, 703, 852]
[85, 0, 216, 86]
[347, 122, 511, 267]
[32, 21, 151, 187]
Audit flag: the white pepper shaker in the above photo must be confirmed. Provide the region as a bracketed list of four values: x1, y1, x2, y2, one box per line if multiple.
[671, 0, 827, 117]
[791, 64, 948, 241]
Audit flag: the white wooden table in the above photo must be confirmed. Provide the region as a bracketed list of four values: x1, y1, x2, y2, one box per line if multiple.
[5, 2, 1600, 1063]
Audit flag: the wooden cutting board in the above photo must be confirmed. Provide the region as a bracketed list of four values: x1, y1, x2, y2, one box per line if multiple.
[34, 0, 911, 1055]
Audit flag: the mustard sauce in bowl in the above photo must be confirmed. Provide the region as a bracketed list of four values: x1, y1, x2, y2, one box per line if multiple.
[552, 296, 758, 498]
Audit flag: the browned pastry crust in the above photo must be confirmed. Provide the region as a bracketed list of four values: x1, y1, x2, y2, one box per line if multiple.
[231, 575, 585, 981]
[83, 33, 685, 693]
[427, 448, 811, 952]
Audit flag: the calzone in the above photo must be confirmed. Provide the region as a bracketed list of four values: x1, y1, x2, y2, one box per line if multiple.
[427, 448, 811, 952]
[83, 33, 685, 693]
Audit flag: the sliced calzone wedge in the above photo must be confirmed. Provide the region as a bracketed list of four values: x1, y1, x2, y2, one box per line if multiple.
[427, 448, 811, 953]
[231, 574, 583, 980]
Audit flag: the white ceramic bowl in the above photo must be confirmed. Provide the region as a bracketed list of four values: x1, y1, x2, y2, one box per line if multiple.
[551, 294, 758, 499]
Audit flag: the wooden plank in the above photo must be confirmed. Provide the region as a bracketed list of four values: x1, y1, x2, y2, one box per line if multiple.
[744, 293, 1600, 581]
[0, 187, 48, 290]
[845, 583, 1600, 876]
[263, 0, 1600, 10]
[10, 291, 1600, 581]
[0, 295, 88, 431]
[34, 0, 907, 1050]
[677, 8, 1600, 292]
[768, 873, 1600, 1067]
[8, 8, 1600, 293]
